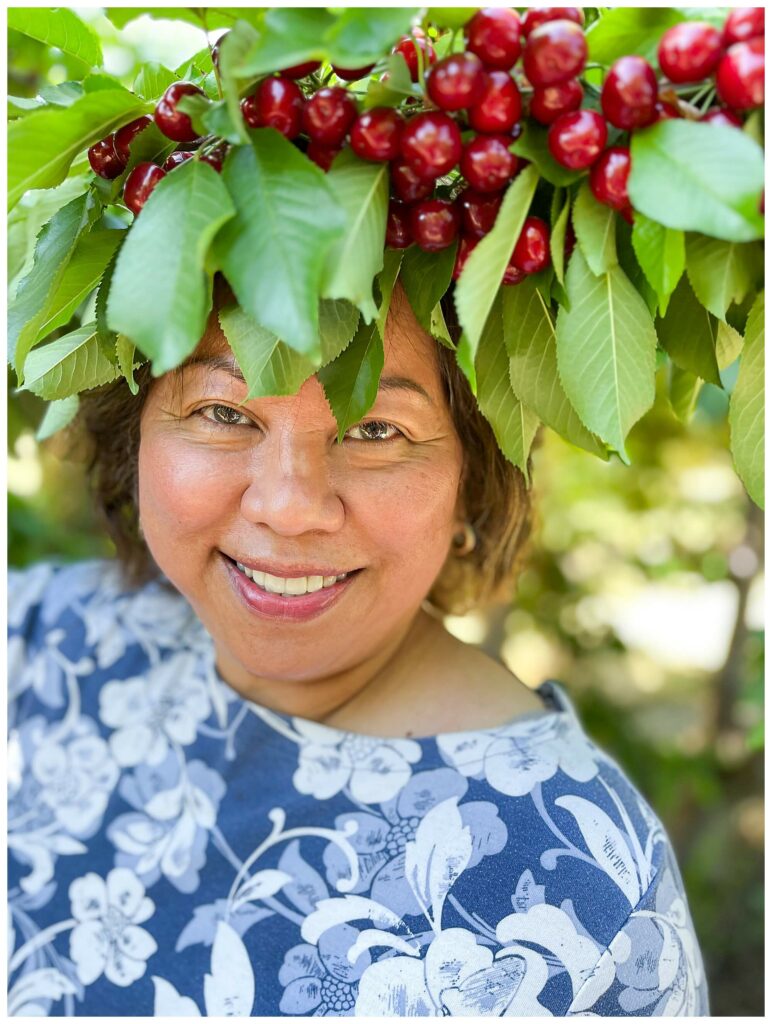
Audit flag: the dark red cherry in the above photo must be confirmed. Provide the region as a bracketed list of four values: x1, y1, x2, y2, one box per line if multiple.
[461, 133, 519, 193]
[502, 263, 525, 285]
[123, 162, 165, 215]
[452, 234, 479, 280]
[245, 76, 304, 138]
[511, 216, 551, 274]
[426, 52, 486, 111]
[87, 135, 125, 179]
[601, 55, 658, 130]
[154, 82, 205, 142]
[400, 111, 463, 180]
[468, 70, 522, 133]
[302, 87, 358, 146]
[350, 107, 404, 161]
[723, 7, 764, 46]
[333, 64, 375, 81]
[465, 8, 522, 70]
[282, 60, 321, 79]
[162, 150, 194, 172]
[589, 147, 631, 211]
[701, 106, 743, 127]
[548, 109, 608, 169]
[386, 199, 413, 248]
[654, 99, 681, 120]
[306, 140, 342, 172]
[392, 31, 436, 82]
[390, 158, 435, 202]
[523, 20, 587, 86]
[200, 144, 228, 173]
[529, 79, 583, 124]
[114, 115, 152, 162]
[459, 188, 503, 237]
[658, 22, 723, 83]
[522, 7, 584, 36]
[716, 39, 765, 109]
[410, 198, 460, 251]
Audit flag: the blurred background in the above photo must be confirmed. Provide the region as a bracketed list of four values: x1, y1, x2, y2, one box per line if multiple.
[8, 8, 764, 1016]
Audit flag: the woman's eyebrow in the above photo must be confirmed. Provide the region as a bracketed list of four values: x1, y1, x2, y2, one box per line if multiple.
[180, 355, 435, 406]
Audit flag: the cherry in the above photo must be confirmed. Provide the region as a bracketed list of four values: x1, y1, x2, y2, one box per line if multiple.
[162, 150, 194, 171]
[716, 39, 765, 109]
[386, 199, 413, 248]
[114, 115, 152, 163]
[301, 87, 358, 146]
[87, 135, 125, 179]
[548, 109, 608, 169]
[511, 216, 551, 274]
[468, 70, 522, 133]
[453, 235, 479, 280]
[200, 144, 228, 172]
[390, 158, 435, 202]
[654, 99, 681, 120]
[333, 64, 375, 81]
[658, 22, 723, 83]
[522, 7, 584, 37]
[392, 31, 436, 83]
[426, 52, 486, 111]
[723, 7, 764, 46]
[255, 76, 304, 138]
[410, 198, 460, 251]
[306, 140, 342, 172]
[282, 60, 321, 79]
[124, 162, 165, 215]
[155, 82, 205, 142]
[400, 111, 463, 180]
[601, 56, 658, 130]
[701, 106, 744, 127]
[459, 188, 503, 237]
[465, 8, 522, 70]
[350, 107, 404, 161]
[523, 20, 587, 86]
[529, 79, 583, 124]
[461, 133, 519, 193]
[589, 146, 631, 211]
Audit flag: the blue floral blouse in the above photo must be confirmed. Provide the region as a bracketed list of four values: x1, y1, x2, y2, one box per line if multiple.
[8, 558, 710, 1017]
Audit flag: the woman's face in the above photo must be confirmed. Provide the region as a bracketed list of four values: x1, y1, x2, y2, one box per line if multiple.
[137, 285, 466, 693]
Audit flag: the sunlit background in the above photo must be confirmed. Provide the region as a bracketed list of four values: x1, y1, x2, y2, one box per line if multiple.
[8, 9, 764, 1015]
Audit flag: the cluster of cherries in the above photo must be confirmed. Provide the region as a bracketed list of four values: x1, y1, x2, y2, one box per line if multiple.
[87, 6, 764, 286]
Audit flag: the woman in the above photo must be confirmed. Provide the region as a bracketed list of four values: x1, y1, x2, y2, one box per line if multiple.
[9, 278, 709, 1017]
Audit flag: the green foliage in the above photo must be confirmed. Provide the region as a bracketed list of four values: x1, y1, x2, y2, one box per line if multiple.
[400, 244, 457, 339]
[586, 7, 685, 65]
[631, 213, 685, 317]
[8, 7, 103, 67]
[655, 278, 722, 387]
[317, 320, 384, 445]
[685, 234, 761, 321]
[729, 292, 764, 508]
[18, 323, 121, 400]
[572, 182, 617, 275]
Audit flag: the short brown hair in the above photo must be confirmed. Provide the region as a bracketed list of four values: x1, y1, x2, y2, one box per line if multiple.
[61, 281, 537, 616]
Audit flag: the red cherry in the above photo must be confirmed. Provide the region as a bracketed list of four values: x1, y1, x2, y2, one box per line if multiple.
[723, 8, 764, 46]
[386, 199, 413, 248]
[529, 79, 583, 124]
[502, 263, 525, 285]
[601, 56, 658, 130]
[301, 87, 358, 146]
[200, 144, 228, 173]
[522, 7, 584, 36]
[465, 8, 522, 70]
[589, 147, 631, 211]
[619, 205, 634, 226]
[548, 109, 608, 169]
[523, 20, 587, 86]
[716, 39, 765, 109]
[410, 198, 460, 251]
[282, 61, 321, 79]
[453, 234, 479, 280]
[123, 162, 165, 215]
[154, 82, 205, 142]
[468, 70, 522, 133]
[241, 76, 304, 138]
[658, 22, 723, 83]
[306, 140, 342, 172]
[511, 216, 551, 274]
[459, 188, 503, 237]
[392, 32, 436, 82]
[162, 150, 194, 172]
[350, 107, 404, 161]
[654, 99, 681, 120]
[333, 64, 375, 81]
[390, 158, 435, 202]
[400, 111, 463, 180]
[426, 52, 486, 111]
[114, 115, 152, 163]
[701, 106, 744, 127]
[461, 134, 519, 193]
[87, 135, 125, 179]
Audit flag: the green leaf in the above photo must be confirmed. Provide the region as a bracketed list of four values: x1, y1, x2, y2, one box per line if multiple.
[108, 160, 235, 374]
[374, 249, 404, 342]
[684, 234, 761, 321]
[325, 8, 420, 64]
[18, 323, 121, 400]
[716, 321, 744, 370]
[427, 8, 478, 30]
[9, 95, 46, 118]
[322, 150, 389, 322]
[572, 181, 617, 275]
[35, 394, 81, 442]
[475, 294, 540, 484]
[455, 165, 539, 360]
[319, 300, 362, 362]
[9, 193, 91, 382]
[105, 7, 250, 30]
[8, 88, 149, 209]
[213, 129, 346, 356]
[8, 7, 102, 66]
[550, 195, 571, 286]
[629, 121, 764, 243]
[218, 20, 260, 146]
[400, 243, 457, 339]
[729, 291, 764, 508]
[556, 248, 657, 461]
[219, 304, 317, 399]
[316, 319, 385, 444]
[511, 123, 582, 187]
[631, 212, 685, 316]
[133, 62, 180, 101]
[364, 53, 419, 109]
[586, 7, 685, 65]
[503, 278, 607, 458]
[668, 364, 703, 423]
[115, 334, 140, 395]
[95, 233, 123, 360]
[654, 276, 722, 387]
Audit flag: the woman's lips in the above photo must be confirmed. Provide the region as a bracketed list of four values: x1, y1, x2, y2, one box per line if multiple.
[221, 553, 361, 622]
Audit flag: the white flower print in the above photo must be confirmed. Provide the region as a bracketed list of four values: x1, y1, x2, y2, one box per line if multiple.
[32, 734, 119, 836]
[9, 562, 55, 630]
[68, 868, 157, 987]
[99, 652, 210, 766]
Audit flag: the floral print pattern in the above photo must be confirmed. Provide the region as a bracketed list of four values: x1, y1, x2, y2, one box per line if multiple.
[8, 559, 710, 1016]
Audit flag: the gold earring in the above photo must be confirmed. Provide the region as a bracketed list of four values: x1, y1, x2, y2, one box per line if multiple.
[452, 522, 477, 556]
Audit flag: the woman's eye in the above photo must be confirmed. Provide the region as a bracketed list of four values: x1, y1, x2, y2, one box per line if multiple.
[198, 404, 251, 427]
[195, 406, 403, 443]
[346, 420, 404, 444]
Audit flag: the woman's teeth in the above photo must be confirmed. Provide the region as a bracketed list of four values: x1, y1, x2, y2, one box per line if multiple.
[235, 563, 348, 596]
